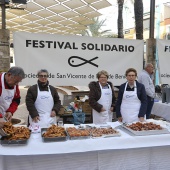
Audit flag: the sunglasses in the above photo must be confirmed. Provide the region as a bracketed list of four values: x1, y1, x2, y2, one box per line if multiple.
[38, 75, 48, 78]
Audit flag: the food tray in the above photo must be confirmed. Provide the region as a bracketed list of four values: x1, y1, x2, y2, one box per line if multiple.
[90, 128, 121, 138]
[41, 128, 68, 142]
[67, 134, 91, 140]
[97, 131, 121, 138]
[122, 125, 170, 136]
[66, 129, 91, 140]
[0, 137, 28, 145]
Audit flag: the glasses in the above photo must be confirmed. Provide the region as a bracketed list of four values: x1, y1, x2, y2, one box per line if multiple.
[38, 75, 48, 78]
[127, 75, 136, 77]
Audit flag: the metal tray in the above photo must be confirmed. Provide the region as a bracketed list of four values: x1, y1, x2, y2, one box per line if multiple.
[66, 129, 91, 140]
[90, 128, 121, 138]
[41, 128, 68, 142]
[94, 132, 121, 138]
[122, 125, 170, 136]
[0, 137, 29, 146]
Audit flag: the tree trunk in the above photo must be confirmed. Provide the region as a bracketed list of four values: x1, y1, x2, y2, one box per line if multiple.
[117, 0, 124, 38]
[134, 0, 143, 39]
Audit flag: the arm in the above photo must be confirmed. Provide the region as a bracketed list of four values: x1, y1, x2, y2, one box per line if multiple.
[108, 82, 116, 109]
[6, 85, 20, 114]
[0, 122, 4, 128]
[88, 82, 103, 112]
[116, 85, 124, 118]
[25, 85, 39, 119]
[140, 75, 155, 98]
[50, 86, 61, 115]
[138, 84, 147, 118]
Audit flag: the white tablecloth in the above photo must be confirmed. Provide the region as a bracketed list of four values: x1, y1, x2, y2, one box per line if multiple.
[152, 101, 170, 121]
[1, 122, 170, 170]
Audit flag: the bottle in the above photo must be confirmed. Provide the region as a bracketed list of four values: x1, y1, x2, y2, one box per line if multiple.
[154, 93, 159, 102]
[79, 105, 82, 112]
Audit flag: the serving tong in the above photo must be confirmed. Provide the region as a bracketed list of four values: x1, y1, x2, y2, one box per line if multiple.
[0, 128, 10, 137]
[0, 116, 11, 137]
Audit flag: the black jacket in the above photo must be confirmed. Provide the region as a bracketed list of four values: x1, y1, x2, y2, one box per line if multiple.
[26, 80, 61, 119]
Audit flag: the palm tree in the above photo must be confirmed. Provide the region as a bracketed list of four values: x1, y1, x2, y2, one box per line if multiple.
[81, 17, 113, 37]
[117, 0, 124, 38]
[134, 0, 143, 39]
[117, 0, 143, 39]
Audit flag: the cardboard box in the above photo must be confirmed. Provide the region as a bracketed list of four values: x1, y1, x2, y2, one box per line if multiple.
[82, 100, 92, 113]
[58, 106, 65, 115]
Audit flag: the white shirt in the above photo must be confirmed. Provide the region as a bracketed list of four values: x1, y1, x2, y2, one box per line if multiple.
[138, 70, 155, 98]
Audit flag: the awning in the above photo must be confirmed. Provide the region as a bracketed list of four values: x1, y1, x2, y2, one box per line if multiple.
[0, 0, 112, 40]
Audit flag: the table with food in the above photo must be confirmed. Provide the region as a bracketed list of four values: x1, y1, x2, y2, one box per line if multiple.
[1, 119, 170, 170]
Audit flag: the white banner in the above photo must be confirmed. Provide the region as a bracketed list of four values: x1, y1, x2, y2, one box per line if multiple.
[157, 39, 170, 84]
[13, 32, 144, 86]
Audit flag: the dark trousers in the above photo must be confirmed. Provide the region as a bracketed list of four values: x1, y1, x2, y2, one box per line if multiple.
[146, 96, 154, 119]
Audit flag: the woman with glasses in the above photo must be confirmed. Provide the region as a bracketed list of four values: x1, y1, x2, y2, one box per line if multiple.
[89, 70, 116, 124]
[26, 69, 61, 127]
[116, 68, 147, 123]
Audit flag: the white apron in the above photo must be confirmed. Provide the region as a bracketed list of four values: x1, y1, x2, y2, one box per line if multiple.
[29, 85, 56, 127]
[93, 83, 113, 124]
[120, 82, 141, 123]
[0, 73, 16, 119]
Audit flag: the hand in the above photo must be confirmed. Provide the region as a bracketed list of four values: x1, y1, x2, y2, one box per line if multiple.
[101, 107, 106, 112]
[32, 116, 40, 123]
[0, 122, 4, 128]
[4, 112, 12, 122]
[139, 117, 144, 122]
[50, 111, 56, 117]
[110, 107, 114, 112]
[118, 117, 123, 122]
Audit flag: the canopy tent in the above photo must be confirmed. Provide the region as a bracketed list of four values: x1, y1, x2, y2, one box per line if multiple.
[0, 0, 112, 40]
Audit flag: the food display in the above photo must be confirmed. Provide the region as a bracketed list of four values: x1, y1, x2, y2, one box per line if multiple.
[123, 122, 170, 136]
[126, 122, 162, 131]
[41, 125, 67, 142]
[88, 127, 120, 138]
[66, 127, 90, 140]
[1, 122, 31, 145]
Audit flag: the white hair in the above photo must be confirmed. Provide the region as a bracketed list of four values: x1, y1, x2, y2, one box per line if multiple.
[144, 63, 153, 69]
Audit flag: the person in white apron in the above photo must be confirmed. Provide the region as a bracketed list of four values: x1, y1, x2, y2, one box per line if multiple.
[28, 85, 56, 127]
[116, 68, 147, 123]
[26, 69, 61, 128]
[0, 67, 25, 123]
[89, 70, 116, 124]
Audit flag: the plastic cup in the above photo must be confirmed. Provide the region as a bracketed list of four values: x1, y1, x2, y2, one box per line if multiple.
[58, 121, 63, 127]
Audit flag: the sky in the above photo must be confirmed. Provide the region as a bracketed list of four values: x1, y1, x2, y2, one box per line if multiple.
[99, 0, 170, 33]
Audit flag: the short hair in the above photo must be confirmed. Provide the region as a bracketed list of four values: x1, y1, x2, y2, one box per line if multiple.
[37, 69, 49, 76]
[96, 70, 109, 79]
[125, 68, 137, 76]
[144, 63, 153, 69]
[7, 66, 25, 79]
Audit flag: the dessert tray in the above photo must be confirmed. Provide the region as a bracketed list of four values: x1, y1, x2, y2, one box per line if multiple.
[122, 122, 170, 136]
[41, 125, 68, 142]
[0, 122, 31, 145]
[87, 125, 121, 138]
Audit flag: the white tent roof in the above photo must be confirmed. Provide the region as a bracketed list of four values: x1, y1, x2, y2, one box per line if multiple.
[0, 0, 111, 40]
